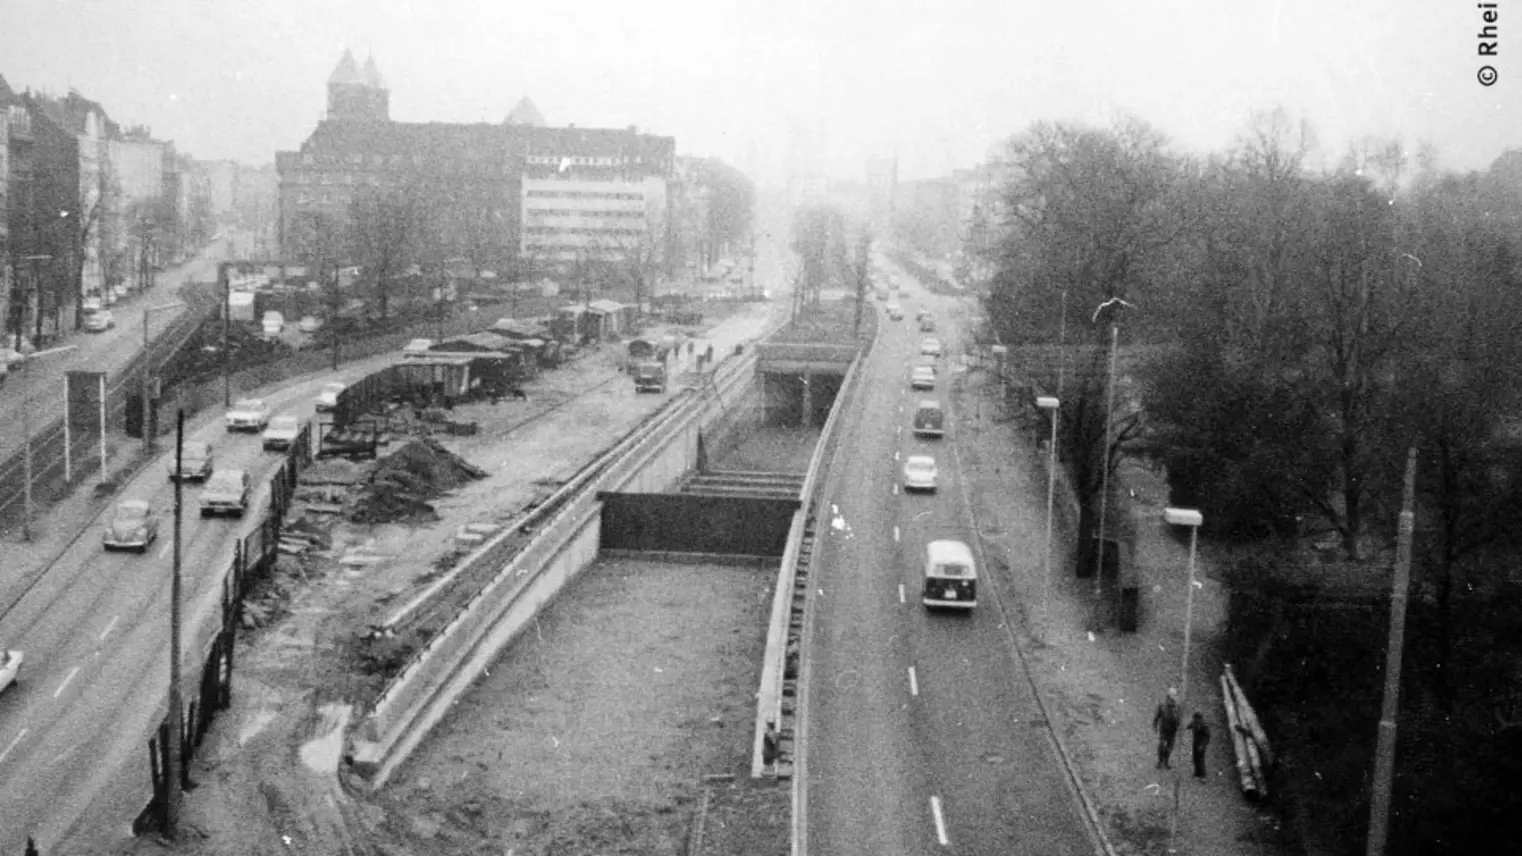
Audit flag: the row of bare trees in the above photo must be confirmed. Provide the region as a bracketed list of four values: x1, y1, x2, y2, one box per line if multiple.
[979, 110, 1522, 600]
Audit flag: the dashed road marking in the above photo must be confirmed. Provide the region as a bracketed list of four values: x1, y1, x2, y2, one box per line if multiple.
[893, 450, 899, 462]
[98, 615, 119, 642]
[908, 666, 919, 696]
[0, 729, 26, 765]
[158, 541, 172, 560]
[892, 483, 899, 495]
[893, 526, 900, 542]
[930, 795, 950, 845]
[54, 667, 80, 699]
[899, 584, 906, 604]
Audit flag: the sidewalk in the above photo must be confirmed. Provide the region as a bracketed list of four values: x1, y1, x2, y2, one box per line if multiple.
[952, 367, 1292, 856]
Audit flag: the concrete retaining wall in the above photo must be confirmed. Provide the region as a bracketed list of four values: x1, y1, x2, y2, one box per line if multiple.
[349, 350, 759, 787]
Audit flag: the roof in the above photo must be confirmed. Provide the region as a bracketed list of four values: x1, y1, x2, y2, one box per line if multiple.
[587, 299, 625, 314]
[490, 317, 548, 338]
[0, 74, 19, 108]
[505, 97, 545, 127]
[329, 49, 365, 86]
[438, 332, 516, 352]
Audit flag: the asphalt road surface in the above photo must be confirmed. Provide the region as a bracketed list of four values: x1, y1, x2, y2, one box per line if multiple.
[0, 238, 230, 471]
[803, 273, 1095, 855]
[0, 367, 378, 853]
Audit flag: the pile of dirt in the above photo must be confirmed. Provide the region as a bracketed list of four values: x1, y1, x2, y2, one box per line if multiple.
[348, 439, 487, 525]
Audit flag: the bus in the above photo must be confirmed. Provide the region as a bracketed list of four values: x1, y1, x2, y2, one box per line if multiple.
[922, 540, 977, 610]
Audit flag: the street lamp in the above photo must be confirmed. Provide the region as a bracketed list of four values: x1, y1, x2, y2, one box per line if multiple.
[1036, 395, 1060, 641]
[1163, 505, 1203, 851]
[141, 302, 185, 452]
[1091, 297, 1134, 621]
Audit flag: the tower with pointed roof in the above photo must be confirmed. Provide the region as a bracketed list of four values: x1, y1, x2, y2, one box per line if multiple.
[327, 49, 389, 122]
[504, 97, 545, 128]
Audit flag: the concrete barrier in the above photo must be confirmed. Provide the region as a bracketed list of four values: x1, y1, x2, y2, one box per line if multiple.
[348, 348, 760, 786]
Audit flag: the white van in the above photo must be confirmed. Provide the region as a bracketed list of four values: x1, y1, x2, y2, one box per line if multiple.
[923, 540, 978, 610]
[261, 311, 284, 338]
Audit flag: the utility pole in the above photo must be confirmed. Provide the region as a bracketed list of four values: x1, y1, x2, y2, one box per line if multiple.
[1367, 447, 1419, 856]
[220, 262, 231, 407]
[165, 410, 187, 835]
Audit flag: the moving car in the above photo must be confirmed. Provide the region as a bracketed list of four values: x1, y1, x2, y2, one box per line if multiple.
[903, 455, 939, 492]
[920, 337, 943, 357]
[261, 414, 303, 452]
[912, 400, 946, 438]
[84, 309, 115, 332]
[920, 316, 936, 333]
[911, 365, 937, 391]
[0, 650, 21, 694]
[922, 539, 978, 610]
[298, 315, 323, 333]
[167, 440, 215, 481]
[226, 398, 273, 432]
[314, 381, 346, 413]
[200, 468, 251, 518]
[102, 498, 160, 552]
[885, 302, 904, 321]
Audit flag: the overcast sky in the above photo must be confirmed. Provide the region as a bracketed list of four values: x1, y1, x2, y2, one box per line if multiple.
[1, 0, 1514, 185]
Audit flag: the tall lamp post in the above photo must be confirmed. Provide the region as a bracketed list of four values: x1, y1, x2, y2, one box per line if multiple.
[1036, 395, 1060, 640]
[141, 302, 185, 452]
[1163, 506, 1204, 851]
[1091, 297, 1133, 622]
[1367, 447, 1419, 856]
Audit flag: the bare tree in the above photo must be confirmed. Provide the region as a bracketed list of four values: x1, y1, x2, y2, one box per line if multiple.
[348, 186, 426, 322]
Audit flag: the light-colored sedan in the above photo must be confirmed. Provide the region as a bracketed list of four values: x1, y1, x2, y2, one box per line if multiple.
[103, 498, 160, 552]
[84, 309, 115, 332]
[314, 382, 346, 413]
[911, 365, 937, 390]
[298, 315, 324, 333]
[903, 455, 939, 492]
[919, 337, 943, 357]
[226, 398, 273, 432]
[167, 440, 215, 482]
[261, 414, 303, 452]
[0, 649, 21, 694]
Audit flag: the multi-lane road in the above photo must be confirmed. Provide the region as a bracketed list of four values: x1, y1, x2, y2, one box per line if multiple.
[803, 269, 1096, 854]
[0, 367, 380, 853]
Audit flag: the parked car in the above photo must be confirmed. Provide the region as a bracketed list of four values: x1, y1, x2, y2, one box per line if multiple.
[919, 316, 937, 333]
[200, 468, 251, 518]
[402, 338, 434, 359]
[314, 381, 346, 413]
[261, 310, 285, 338]
[103, 498, 160, 551]
[84, 309, 115, 332]
[903, 455, 939, 492]
[919, 337, 943, 357]
[261, 414, 303, 452]
[225, 398, 272, 432]
[82, 294, 103, 313]
[0, 649, 21, 694]
[298, 315, 323, 333]
[911, 365, 937, 390]
[885, 302, 904, 321]
[167, 440, 215, 481]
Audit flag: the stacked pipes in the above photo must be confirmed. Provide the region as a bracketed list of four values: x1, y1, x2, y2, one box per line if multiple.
[1221, 662, 1273, 801]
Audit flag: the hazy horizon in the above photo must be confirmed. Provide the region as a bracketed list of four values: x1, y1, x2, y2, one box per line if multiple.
[1, 0, 1515, 184]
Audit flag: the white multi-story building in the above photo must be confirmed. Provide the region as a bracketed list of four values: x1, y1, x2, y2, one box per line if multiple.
[521, 174, 667, 264]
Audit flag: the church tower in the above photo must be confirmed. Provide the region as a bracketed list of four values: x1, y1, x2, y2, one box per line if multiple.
[326, 49, 389, 122]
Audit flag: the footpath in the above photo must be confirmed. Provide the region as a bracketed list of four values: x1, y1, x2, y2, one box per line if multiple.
[952, 366, 1293, 856]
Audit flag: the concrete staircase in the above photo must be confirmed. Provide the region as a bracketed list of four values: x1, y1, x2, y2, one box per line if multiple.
[678, 470, 805, 500]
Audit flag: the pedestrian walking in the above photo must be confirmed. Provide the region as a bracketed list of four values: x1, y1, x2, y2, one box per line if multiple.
[1152, 688, 1182, 769]
[25, 836, 39, 856]
[762, 720, 782, 772]
[1187, 712, 1211, 779]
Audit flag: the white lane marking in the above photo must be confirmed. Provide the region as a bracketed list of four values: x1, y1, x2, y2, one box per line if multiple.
[930, 795, 950, 845]
[893, 450, 899, 462]
[54, 666, 81, 699]
[0, 729, 26, 764]
[98, 615, 119, 642]
[897, 425, 902, 436]
[899, 584, 906, 604]
[908, 666, 919, 696]
[158, 541, 172, 559]
[892, 483, 899, 495]
[893, 525, 901, 542]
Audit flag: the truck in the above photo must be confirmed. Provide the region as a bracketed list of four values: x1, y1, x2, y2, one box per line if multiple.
[633, 359, 668, 394]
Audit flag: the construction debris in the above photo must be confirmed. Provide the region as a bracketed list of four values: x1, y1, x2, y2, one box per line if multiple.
[348, 439, 487, 525]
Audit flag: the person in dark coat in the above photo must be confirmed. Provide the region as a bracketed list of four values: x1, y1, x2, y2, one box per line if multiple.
[1187, 712, 1211, 779]
[1152, 688, 1181, 769]
[762, 720, 782, 770]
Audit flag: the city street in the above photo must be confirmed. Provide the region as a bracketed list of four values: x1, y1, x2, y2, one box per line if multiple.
[0, 361, 385, 853]
[804, 277, 1094, 855]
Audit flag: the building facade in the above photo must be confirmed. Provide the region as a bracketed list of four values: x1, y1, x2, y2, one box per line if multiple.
[277, 51, 676, 282]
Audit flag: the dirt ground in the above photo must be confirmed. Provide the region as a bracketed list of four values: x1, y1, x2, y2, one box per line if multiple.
[104, 301, 789, 855]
